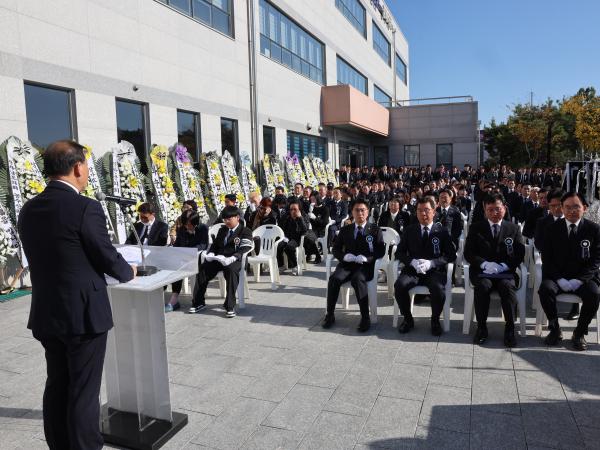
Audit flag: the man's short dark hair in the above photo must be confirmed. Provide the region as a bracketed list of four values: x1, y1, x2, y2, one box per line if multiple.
[224, 193, 237, 203]
[350, 199, 370, 210]
[294, 182, 304, 189]
[561, 191, 588, 207]
[221, 205, 241, 219]
[547, 189, 564, 203]
[287, 199, 301, 210]
[483, 193, 506, 205]
[138, 202, 156, 215]
[43, 140, 86, 177]
[439, 188, 454, 198]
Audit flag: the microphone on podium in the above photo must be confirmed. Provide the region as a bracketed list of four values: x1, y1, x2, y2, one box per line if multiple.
[95, 191, 158, 276]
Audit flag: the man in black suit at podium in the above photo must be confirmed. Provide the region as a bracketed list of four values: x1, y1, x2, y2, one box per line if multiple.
[464, 193, 525, 347]
[394, 197, 456, 336]
[190, 206, 253, 317]
[322, 199, 385, 332]
[18, 140, 136, 450]
[125, 202, 169, 246]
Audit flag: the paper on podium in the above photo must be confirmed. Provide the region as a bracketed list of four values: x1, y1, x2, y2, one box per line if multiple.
[117, 246, 151, 264]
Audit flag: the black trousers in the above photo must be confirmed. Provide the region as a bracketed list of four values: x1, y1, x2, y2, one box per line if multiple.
[327, 224, 340, 248]
[38, 332, 107, 450]
[193, 259, 240, 311]
[277, 240, 299, 268]
[539, 279, 600, 336]
[394, 271, 446, 320]
[304, 235, 319, 258]
[171, 280, 183, 295]
[472, 277, 516, 328]
[326, 265, 371, 318]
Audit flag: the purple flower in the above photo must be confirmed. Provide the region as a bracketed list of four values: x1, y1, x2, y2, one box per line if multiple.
[175, 144, 190, 163]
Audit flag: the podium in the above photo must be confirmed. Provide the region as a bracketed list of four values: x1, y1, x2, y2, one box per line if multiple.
[101, 246, 198, 450]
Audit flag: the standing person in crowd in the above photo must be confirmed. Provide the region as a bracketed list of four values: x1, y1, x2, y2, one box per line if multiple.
[18, 140, 136, 450]
[189, 206, 253, 317]
[277, 200, 309, 274]
[322, 199, 385, 332]
[394, 197, 456, 336]
[125, 202, 169, 246]
[520, 186, 540, 223]
[166, 209, 209, 312]
[248, 197, 278, 254]
[307, 192, 329, 263]
[378, 196, 410, 236]
[505, 179, 521, 219]
[435, 188, 464, 248]
[539, 192, 600, 351]
[522, 188, 548, 239]
[464, 193, 525, 347]
[327, 187, 348, 247]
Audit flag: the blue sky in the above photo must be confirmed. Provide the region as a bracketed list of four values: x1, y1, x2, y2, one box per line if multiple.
[389, 0, 600, 126]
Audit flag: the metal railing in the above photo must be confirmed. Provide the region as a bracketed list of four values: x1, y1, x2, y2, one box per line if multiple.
[394, 96, 474, 107]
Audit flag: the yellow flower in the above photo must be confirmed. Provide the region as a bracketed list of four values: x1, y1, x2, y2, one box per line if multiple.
[210, 161, 218, 170]
[129, 176, 139, 188]
[84, 146, 93, 160]
[24, 160, 32, 171]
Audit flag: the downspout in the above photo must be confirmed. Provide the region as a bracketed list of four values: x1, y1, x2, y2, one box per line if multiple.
[392, 29, 397, 106]
[247, 0, 260, 170]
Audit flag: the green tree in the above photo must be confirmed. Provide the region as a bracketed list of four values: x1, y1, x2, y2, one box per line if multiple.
[562, 87, 600, 153]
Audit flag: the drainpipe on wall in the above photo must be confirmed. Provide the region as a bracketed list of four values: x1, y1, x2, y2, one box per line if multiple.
[392, 29, 397, 106]
[246, 0, 260, 169]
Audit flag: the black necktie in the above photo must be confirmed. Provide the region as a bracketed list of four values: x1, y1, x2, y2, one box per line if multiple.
[140, 224, 149, 243]
[492, 224, 499, 239]
[356, 226, 364, 239]
[441, 209, 447, 224]
[422, 226, 429, 244]
[569, 223, 577, 243]
[225, 229, 234, 245]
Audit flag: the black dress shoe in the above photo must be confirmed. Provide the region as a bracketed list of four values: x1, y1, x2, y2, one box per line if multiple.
[431, 318, 443, 336]
[566, 304, 580, 320]
[321, 314, 335, 329]
[314, 255, 322, 264]
[544, 327, 563, 346]
[398, 319, 415, 334]
[473, 326, 488, 345]
[504, 328, 517, 348]
[357, 317, 371, 332]
[572, 334, 588, 351]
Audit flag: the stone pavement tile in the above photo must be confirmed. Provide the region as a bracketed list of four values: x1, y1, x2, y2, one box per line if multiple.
[471, 370, 520, 416]
[357, 396, 421, 446]
[429, 353, 473, 390]
[353, 344, 398, 373]
[472, 344, 514, 375]
[418, 384, 471, 433]
[324, 367, 388, 417]
[159, 410, 215, 450]
[549, 349, 600, 388]
[514, 366, 565, 401]
[191, 397, 276, 449]
[435, 333, 474, 356]
[170, 353, 240, 388]
[511, 347, 553, 372]
[413, 426, 470, 449]
[243, 363, 308, 402]
[241, 426, 302, 450]
[470, 409, 526, 449]
[214, 339, 287, 361]
[262, 383, 334, 433]
[380, 362, 431, 402]
[297, 410, 365, 450]
[168, 337, 224, 365]
[562, 387, 600, 429]
[580, 425, 600, 449]
[394, 339, 438, 366]
[520, 395, 585, 449]
[170, 372, 256, 416]
[298, 354, 355, 389]
[0, 430, 48, 450]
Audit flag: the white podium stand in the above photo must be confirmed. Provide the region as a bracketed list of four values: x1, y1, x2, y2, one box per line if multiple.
[100, 246, 198, 450]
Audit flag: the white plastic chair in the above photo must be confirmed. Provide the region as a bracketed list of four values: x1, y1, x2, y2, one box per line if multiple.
[367, 227, 401, 322]
[454, 233, 466, 284]
[533, 265, 600, 343]
[247, 225, 284, 290]
[181, 225, 224, 295]
[283, 235, 307, 275]
[392, 263, 454, 332]
[462, 263, 529, 336]
[317, 219, 336, 259]
[524, 241, 535, 289]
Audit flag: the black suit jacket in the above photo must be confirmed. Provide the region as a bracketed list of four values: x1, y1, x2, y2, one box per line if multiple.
[435, 206, 464, 246]
[505, 191, 522, 219]
[464, 220, 525, 283]
[377, 210, 410, 235]
[522, 207, 547, 239]
[519, 199, 537, 223]
[456, 197, 472, 215]
[208, 225, 253, 268]
[534, 214, 559, 253]
[126, 219, 169, 246]
[18, 181, 134, 337]
[328, 200, 348, 226]
[332, 223, 385, 281]
[395, 222, 456, 276]
[541, 218, 600, 283]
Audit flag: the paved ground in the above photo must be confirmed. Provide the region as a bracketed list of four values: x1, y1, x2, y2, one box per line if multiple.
[1, 263, 600, 449]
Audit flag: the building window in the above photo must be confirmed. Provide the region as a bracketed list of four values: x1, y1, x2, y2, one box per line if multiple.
[220, 117, 238, 162]
[374, 85, 391, 107]
[335, 0, 366, 37]
[337, 56, 367, 95]
[436, 143, 453, 167]
[259, 0, 325, 84]
[372, 22, 391, 65]
[395, 54, 407, 85]
[24, 82, 77, 150]
[263, 126, 276, 155]
[373, 146, 388, 167]
[177, 110, 201, 161]
[116, 99, 150, 173]
[287, 131, 327, 161]
[404, 145, 420, 167]
[158, 0, 233, 37]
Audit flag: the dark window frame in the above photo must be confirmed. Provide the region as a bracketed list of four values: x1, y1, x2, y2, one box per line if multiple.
[395, 53, 408, 85]
[262, 125, 276, 155]
[404, 144, 420, 167]
[336, 55, 368, 95]
[335, 0, 367, 38]
[115, 98, 151, 173]
[373, 84, 391, 107]
[155, 0, 235, 39]
[287, 130, 328, 161]
[220, 117, 239, 162]
[177, 109, 202, 162]
[436, 143, 453, 167]
[372, 21, 391, 66]
[23, 80, 78, 148]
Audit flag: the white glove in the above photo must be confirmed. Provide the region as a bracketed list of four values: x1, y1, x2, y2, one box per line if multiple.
[568, 279, 583, 291]
[308, 213, 317, 220]
[344, 253, 357, 263]
[281, 237, 289, 243]
[221, 256, 237, 266]
[204, 252, 216, 261]
[482, 262, 501, 275]
[497, 263, 509, 273]
[418, 260, 433, 273]
[557, 278, 573, 292]
[214, 255, 226, 264]
[355, 255, 368, 264]
[410, 259, 421, 271]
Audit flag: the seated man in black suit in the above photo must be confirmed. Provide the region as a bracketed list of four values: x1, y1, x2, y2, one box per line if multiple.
[464, 193, 525, 347]
[277, 200, 310, 273]
[125, 202, 169, 246]
[539, 192, 600, 351]
[394, 197, 456, 336]
[327, 187, 348, 248]
[456, 185, 472, 216]
[378, 196, 410, 236]
[322, 199, 385, 332]
[189, 206, 253, 317]
[435, 188, 464, 248]
[18, 140, 136, 450]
